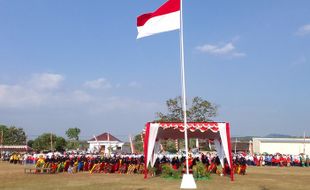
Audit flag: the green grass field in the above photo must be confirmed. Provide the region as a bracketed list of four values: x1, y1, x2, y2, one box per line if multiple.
[0, 162, 309, 190]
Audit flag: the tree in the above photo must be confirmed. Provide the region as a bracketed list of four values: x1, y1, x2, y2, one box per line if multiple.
[55, 137, 67, 152]
[32, 133, 66, 151]
[155, 96, 217, 122]
[0, 125, 7, 145]
[133, 134, 144, 153]
[0, 124, 26, 145]
[32, 133, 54, 151]
[154, 97, 217, 152]
[65, 128, 81, 150]
[27, 140, 34, 148]
[65, 128, 81, 141]
[188, 97, 217, 122]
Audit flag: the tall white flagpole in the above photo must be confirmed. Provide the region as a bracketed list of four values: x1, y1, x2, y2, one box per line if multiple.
[180, 1, 196, 188]
[179, 0, 189, 176]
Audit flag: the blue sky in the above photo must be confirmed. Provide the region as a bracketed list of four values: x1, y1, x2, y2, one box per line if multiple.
[0, 0, 309, 140]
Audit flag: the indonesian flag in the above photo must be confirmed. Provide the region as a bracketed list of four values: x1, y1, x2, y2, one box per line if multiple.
[137, 0, 180, 39]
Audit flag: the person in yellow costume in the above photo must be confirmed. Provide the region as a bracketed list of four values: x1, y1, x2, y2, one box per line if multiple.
[9, 154, 14, 163]
[90, 162, 100, 174]
[35, 156, 45, 173]
[13, 154, 18, 164]
[73, 160, 78, 173]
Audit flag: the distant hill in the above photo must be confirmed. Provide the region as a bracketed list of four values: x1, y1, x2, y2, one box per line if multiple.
[264, 133, 295, 138]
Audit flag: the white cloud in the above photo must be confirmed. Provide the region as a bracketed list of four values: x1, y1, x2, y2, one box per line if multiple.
[0, 84, 44, 108]
[0, 73, 164, 140]
[128, 81, 141, 88]
[0, 73, 159, 113]
[197, 43, 234, 55]
[72, 90, 93, 103]
[296, 24, 310, 36]
[0, 73, 65, 108]
[83, 78, 112, 89]
[29, 73, 64, 90]
[196, 40, 246, 58]
[232, 52, 247, 57]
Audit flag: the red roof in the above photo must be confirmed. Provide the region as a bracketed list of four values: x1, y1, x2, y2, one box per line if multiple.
[89, 133, 122, 142]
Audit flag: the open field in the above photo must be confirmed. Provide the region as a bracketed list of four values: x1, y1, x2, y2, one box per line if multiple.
[0, 162, 309, 190]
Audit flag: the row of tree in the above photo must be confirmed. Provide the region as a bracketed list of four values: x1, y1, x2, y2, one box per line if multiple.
[0, 125, 82, 152]
[0, 125, 27, 145]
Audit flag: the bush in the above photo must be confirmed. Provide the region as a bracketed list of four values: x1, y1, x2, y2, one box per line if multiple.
[193, 162, 210, 179]
[161, 164, 182, 179]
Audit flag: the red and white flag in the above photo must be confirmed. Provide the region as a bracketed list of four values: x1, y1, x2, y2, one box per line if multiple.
[137, 0, 180, 39]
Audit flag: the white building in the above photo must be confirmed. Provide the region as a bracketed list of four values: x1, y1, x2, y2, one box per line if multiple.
[253, 138, 310, 155]
[88, 133, 124, 154]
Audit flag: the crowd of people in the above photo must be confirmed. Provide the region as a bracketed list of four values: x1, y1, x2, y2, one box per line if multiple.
[1, 151, 247, 176]
[33, 154, 145, 174]
[1, 151, 309, 177]
[242, 153, 310, 167]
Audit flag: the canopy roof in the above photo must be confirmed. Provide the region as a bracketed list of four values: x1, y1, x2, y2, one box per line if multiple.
[153, 122, 223, 140]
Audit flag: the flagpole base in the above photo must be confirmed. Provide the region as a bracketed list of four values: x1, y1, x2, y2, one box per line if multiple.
[180, 174, 197, 189]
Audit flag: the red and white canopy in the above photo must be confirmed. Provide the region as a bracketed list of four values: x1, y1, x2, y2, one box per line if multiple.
[143, 122, 234, 181]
